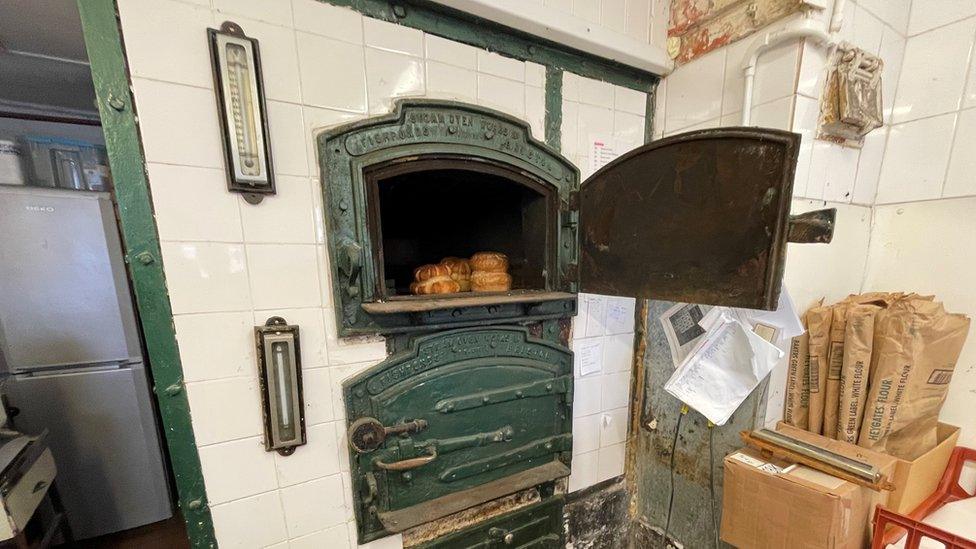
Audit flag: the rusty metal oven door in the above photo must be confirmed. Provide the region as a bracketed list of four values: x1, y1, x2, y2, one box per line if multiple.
[344, 326, 573, 543]
[577, 128, 835, 310]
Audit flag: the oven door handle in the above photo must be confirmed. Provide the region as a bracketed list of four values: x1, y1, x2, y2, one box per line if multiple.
[374, 447, 437, 471]
[337, 238, 363, 297]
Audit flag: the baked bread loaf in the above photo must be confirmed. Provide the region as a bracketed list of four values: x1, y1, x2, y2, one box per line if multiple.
[470, 252, 509, 273]
[440, 257, 472, 292]
[470, 271, 512, 292]
[410, 263, 459, 295]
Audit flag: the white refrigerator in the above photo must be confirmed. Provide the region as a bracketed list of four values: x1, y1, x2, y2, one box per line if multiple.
[0, 185, 172, 539]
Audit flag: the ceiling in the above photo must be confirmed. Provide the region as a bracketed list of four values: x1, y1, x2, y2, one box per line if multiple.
[0, 0, 98, 116]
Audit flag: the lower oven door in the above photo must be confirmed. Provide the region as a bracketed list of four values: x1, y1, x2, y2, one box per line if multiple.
[343, 326, 573, 543]
[414, 495, 564, 549]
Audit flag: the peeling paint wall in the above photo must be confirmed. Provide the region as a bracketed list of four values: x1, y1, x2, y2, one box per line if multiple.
[668, 0, 805, 65]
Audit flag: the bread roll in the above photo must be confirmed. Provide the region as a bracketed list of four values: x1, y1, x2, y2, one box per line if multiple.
[470, 252, 509, 273]
[471, 271, 512, 292]
[440, 257, 472, 292]
[411, 278, 461, 295]
[413, 263, 452, 282]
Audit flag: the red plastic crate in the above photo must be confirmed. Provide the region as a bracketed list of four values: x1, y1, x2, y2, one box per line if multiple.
[872, 447, 976, 549]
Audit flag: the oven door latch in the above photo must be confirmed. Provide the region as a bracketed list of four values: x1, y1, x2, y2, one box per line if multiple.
[347, 417, 428, 454]
[336, 238, 363, 298]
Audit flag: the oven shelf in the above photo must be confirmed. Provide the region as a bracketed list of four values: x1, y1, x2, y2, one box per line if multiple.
[362, 290, 575, 314]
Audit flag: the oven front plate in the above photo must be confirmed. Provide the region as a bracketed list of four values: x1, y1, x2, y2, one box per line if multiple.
[343, 326, 573, 543]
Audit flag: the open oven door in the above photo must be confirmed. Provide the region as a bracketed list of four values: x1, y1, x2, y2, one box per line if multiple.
[577, 127, 836, 310]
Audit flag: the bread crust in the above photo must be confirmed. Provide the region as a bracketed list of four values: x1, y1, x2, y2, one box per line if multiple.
[440, 257, 472, 276]
[470, 271, 512, 292]
[413, 263, 452, 282]
[469, 252, 509, 273]
[410, 276, 461, 295]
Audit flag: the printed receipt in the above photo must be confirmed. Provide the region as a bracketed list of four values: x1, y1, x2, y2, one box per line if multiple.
[664, 314, 784, 425]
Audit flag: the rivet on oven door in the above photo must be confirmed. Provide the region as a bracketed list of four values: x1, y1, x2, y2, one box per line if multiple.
[402, 472, 412, 482]
[482, 396, 490, 404]
[339, 199, 349, 211]
[448, 126, 457, 134]
[484, 130, 495, 140]
[546, 383, 553, 391]
[516, 391, 524, 398]
[451, 308, 463, 317]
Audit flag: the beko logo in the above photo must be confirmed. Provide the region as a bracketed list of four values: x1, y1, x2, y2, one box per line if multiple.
[25, 205, 56, 213]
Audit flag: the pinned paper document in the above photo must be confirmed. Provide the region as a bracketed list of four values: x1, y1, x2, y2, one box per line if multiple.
[664, 314, 785, 425]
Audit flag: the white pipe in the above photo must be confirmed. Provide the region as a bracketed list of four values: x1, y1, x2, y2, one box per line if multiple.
[740, 0, 846, 126]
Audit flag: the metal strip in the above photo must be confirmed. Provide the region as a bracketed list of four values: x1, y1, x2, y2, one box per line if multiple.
[544, 67, 563, 151]
[76, 1, 216, 546]
[378, 461, 569, 533]
[320, 0, 659, 92]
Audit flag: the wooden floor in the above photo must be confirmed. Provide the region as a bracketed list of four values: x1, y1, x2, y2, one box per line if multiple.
[61, 516, 189, 549]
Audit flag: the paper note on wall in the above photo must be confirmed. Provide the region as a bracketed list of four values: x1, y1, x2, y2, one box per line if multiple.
[589, 134, 618, 174]
[575, 338, 604, 377]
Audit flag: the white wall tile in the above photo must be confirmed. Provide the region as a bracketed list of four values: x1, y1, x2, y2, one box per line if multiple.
[605, 296, 636, 334]
[275, 422, 341, 487]
[526, 62, 546, 88]
[233, 17, 302, 104]
[426, 62, 477, 102]
[599, 408, 628, 446]
[790, 95, 820, 198]
[625, 0, 651, 43]
[477, 51, 525, 82]
[268, 101, 311, 177]
[526, 86, 547, 141]
[200, 436, 278, 503]
[583, 294, 608, 337]
[297, 33, 367, 112]
[577, 104, 614, 167]
[289, 524, 351, 549]
[240, 176, 316, 243]
[302, 107, 364, 173]
[131, 79, 225, 169]
[477, 74, 525, 118]
[579, 76, 613, 106]
[160, 242, 251, 314]
[840, 3, 885, 54]
[877, 112, 958, 203]
[281, 475, 347, 538]
[364, 19, 424, 57]
[614, 86, 647, 116]
[796, 40, 827, 101]
[291, 0, 364, 44]
[329, 361, 375, 421]
[211, 491, 288, 548]
[365, 48, 426, 114]
[247, 244, 321, 309]
[907, 0, 976, 36]
[851, 126, 887, 204]
[118, 0, 214, 88]
[175, 312, 255, 382]
[148, 164, 243, 242]
[966, 51, 976, 109]
[187, 377, 265, 445]
[603, 333, 635, 373]
[573, 414, 601, 454]
[568, 450, 599, 492]
[573, 338, 604, 377]
[857, 0, 911, 34]
[818, 143, 860, 203]
[316, 245, 334, 307]
[784, 200, 872, 309]
[424, 34, 478, 69]
[573, 0, 601, 24]
[597, 442, 625, 480]
[302, 366, 336, 425]
[752, 40, 801, 106]
[665, 48, 725, 132]
[944, 108, 976, 198]
[613, 111, 645, 150]
[573, 375, 602, 417]
[214, 0, 293, 27]
[892, 18, 976, 123]
[601, 371, 630, 409]
[751, 96, 794, 131]
[878, 28, 907, 120]
[602, 0, 627, 34]
[562, 72, 581, 102]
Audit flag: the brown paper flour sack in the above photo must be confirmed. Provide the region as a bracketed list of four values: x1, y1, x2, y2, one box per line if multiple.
[783, 315, 810, 430]
[806, 306, 833, 434]
[858, 298, 970, 459]
[836, 304, 880, 444]
[823, 303, 849, 438]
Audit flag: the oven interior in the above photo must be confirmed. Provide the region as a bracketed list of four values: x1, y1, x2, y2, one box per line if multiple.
[368, 160, 555, 298]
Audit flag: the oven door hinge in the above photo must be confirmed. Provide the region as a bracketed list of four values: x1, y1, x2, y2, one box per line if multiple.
[567, 190, 580, 213]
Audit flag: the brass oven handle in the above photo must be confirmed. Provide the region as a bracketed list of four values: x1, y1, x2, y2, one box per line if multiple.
[374, 447, 437, 471]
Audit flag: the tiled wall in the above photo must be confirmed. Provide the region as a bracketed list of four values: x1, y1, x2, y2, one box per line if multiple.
[537, 0, 669, 49]
[862, 1, 976, 447]
[117, 0, 651, 547]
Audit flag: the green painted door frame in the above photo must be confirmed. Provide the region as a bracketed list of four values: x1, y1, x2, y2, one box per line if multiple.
[76, 1, 217, 547]
[74, 1, 658, 547]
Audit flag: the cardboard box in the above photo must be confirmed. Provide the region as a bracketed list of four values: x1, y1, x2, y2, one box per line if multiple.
[886, 422, 960, 514]
[721, 426, 897, 549]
